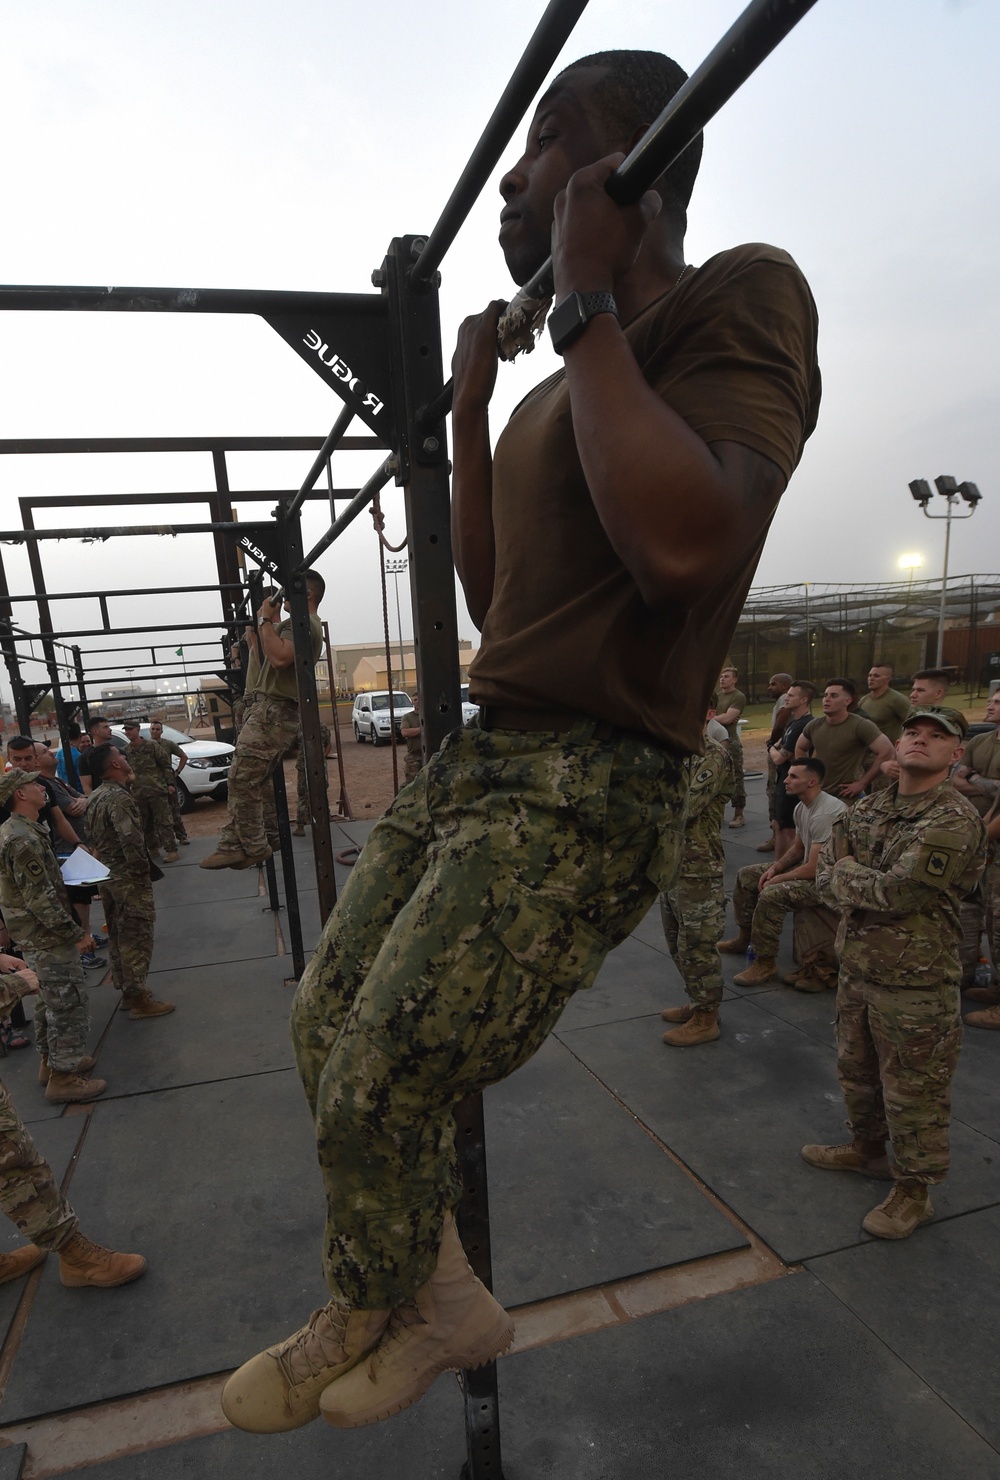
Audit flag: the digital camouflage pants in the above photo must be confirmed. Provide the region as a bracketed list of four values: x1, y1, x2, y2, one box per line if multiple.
[0, 1080, 77, 1250]
[660, 874, 725, 1010]
[136, 791, 175, 855]
[291, 719, 688, 1309]
[22, 945, 89, 1074]
[733, 862, 835, 967]
[218, 695, 300, 858]
[835, 959, 962, 1184]
[100, 878, 155, 1000]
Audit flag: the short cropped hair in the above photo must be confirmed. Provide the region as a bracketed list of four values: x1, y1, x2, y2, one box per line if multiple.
[561, 51, 703, 219]
[790, 679, 816, 701]
[6, 735, 34, 754]
[87, 713, 109, 734]
[305, 569, 326, 603]
[825, 677, 856, 698]
[87, 743, 118, 780]
[912, 668, 951, 686]
[788, 756, 825, 782]
[67, 722, 82, 741]
[870, 660, 894, 674]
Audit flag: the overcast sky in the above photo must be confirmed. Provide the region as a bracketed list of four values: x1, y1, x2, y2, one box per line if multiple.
[1, 0, 997, 702]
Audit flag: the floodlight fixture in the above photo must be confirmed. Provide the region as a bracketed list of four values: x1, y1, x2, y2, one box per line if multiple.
[958, 481, 983, 506]
[909, 479, 932, 503]
[897, 553, 924, 571]
[934, 474, 958, 497]
[909, 473, 985, 664]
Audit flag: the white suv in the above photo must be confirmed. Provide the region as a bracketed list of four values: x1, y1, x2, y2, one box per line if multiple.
[111, 723, 234, 812]
[352, 692, 413, 746]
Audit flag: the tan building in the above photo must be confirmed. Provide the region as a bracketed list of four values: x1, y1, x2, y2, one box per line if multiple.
[337, 639, 477, 695]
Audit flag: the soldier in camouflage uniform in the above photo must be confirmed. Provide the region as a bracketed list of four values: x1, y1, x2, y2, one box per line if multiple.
[292, 723, 332, 835]
[0, 956, 147, 1289]
[149, 721, 189, 845]
[805, 708, 987, 1239]
[659, 708, 733, 1046]
[86, 746, 174, 1021]
[123, 721, 177, 862]
[0, 769, 105, 1105]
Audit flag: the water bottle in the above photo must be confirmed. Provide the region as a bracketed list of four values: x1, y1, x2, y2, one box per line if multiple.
[746, 945, 757, 965]
[974, 960, 996, 988]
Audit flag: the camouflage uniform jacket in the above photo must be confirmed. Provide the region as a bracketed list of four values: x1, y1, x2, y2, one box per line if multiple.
[126, 740, 174, 799]
[816, 779, 986, 988]
[0, 815, 83, 953]
[680, 738, 734, 879]
[157, 737, 185, 765]
[87, 784, 151, 883]
[0, 972, 27, 1018]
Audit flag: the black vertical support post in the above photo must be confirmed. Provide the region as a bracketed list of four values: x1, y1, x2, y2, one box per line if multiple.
[18, 507, 78, 788]
[271, 765, 305, 977]
[72, 646, 90, 730]
[382, 234, 502, 1480]
[278, 502, 338, 931]
[0, 550, 31, 735]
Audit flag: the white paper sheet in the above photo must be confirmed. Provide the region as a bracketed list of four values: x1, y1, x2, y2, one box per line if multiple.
[59, 847, 111, 886]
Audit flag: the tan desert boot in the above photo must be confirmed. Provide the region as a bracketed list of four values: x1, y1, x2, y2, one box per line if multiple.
[862, 1183, 933, 1239]
[38, 1054, 96, 1086]
[125, 992, 176, 1020]
[199, 849, 246, 870]
[45, 1071, 107, 1105]
[222, 1301, 391, 1433]
[965, 1005, 1000, 1031]
[733, 956, 778, 987]
[58, 1232, 147, 1287]
[320, 1211, 515, 1429]
[800, 1139, 891, 1177]
[717, 929, 751, 956]
[163, 849, 179, 863]
[662, 1008, 720, 1047]
[660, 1004, 693, 1023]
[963, 985, 1000, 1005]
[0, 1245, 46, 1286]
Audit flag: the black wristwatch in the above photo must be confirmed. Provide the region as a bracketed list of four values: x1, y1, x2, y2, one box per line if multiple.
[548, 290, 619, 355]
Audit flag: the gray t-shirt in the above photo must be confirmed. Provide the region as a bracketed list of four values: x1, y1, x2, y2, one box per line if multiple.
[794, 790, 848, 854]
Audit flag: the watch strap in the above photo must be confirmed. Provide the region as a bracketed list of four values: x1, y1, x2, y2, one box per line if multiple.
[549, 290, 619, 355]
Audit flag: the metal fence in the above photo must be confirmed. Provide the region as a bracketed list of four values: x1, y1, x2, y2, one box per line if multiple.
[726, 574, 1000, 701]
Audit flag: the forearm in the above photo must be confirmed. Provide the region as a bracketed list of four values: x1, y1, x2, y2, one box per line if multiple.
[561, 318, 781, 607]
[829, 857, 939, 915]
[450, 404, 496, 630]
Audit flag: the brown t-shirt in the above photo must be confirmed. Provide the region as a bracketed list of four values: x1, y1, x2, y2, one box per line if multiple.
[468, 244, 821, 754]
[803, 713, 882, 794]
[961, 728, 1000, 817]
[254, 616, 323, 703]
[858, 687, 911, 743]
[717, 689, 747, 744]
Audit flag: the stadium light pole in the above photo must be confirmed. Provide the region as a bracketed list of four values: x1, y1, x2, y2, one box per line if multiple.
[385, 557, 408, 692]
[908, 477, 984, 665]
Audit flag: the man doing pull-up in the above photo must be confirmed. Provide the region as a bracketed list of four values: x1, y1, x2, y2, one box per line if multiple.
[223, 48, 821, 1436]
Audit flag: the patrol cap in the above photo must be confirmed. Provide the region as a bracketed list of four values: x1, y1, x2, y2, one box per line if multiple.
[902, 706, 967, 739]
[0, 768, 40, 804]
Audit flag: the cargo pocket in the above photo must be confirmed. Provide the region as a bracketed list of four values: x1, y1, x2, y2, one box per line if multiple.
[444, 883, 613, 1095]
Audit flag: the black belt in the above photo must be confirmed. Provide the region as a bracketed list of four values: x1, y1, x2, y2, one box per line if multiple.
[480, 705, 665, 752]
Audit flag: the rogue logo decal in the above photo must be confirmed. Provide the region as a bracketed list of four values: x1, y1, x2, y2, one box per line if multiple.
[302, 330, 384, 416]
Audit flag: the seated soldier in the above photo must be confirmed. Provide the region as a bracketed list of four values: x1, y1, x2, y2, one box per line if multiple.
[719, 757, 846, 989]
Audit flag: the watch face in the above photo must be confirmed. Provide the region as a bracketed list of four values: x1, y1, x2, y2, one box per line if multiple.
[549, 293, 586, 355]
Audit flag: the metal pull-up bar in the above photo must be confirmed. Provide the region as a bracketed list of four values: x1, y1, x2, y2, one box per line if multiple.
[409, 0, 590, 288]
[509, 0, 820, 311]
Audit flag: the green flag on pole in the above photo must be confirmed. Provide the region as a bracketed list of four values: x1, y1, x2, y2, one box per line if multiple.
[175, 647, 184, 656]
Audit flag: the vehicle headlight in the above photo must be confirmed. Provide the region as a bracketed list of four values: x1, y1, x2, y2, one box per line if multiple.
[186, 757, 217, 769]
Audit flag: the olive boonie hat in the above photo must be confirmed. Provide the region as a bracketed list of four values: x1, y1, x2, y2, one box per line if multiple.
[0, 768, 40, 805]
[903, 706, 967, 739]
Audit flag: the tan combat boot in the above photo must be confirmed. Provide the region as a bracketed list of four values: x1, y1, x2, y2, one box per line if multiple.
[717, 928, 751, 956]
[199, 849, 246, 870]
[319, 1211, 515, 1429]
[58, 1231, 147, 1287]
[660, 1004, 694, 1024]
[125, 992, 175, 1020]
[862, 1183, 933, 1239]
[0, 1245, 46, 1286]
[733, 956, 778, 987]
[662, 1008, 720, 1047]
[965, 1005, 1000, 1030]
[222, 1301, 392, 1432]
[163, 849, 179, 863]
[800, 1139, 891, 1177]
[45, 1070, 107, 1105]
[963, 984, 1000, 1005]
[755, 835, 776, 853]
[38, 1054, 96, 1086]
[292, 824, 305, 837]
